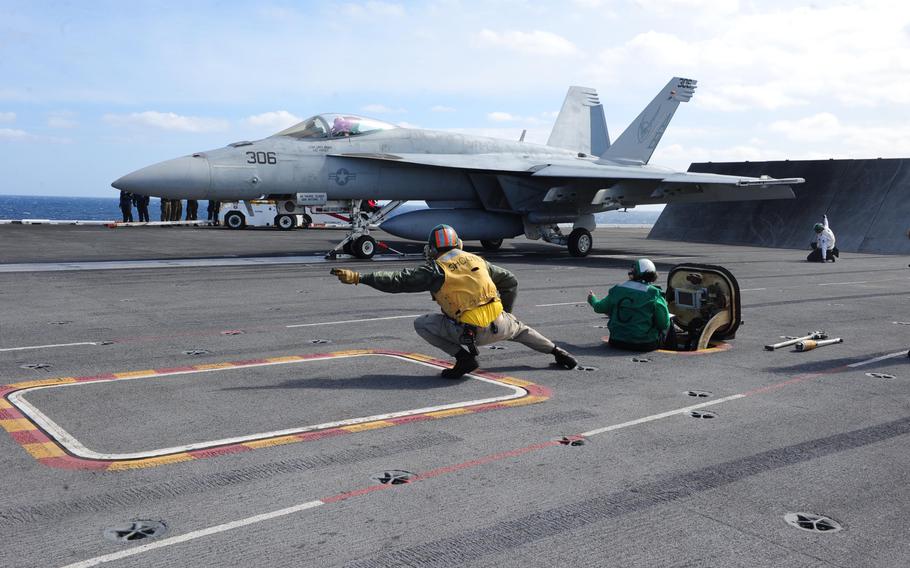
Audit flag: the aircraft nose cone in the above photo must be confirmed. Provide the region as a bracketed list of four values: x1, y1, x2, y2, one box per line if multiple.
[111, 155, 211, 199]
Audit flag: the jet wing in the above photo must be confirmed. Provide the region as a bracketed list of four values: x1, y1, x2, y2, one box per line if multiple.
[332, 152, 801, 203]
[330, 152, 540, 173]
[532, 163, 803, 187]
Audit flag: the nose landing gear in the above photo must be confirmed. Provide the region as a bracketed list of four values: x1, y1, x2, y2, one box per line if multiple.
[326, 200, 406, 259]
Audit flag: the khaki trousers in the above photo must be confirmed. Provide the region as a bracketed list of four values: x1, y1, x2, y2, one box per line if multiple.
[414, 311, 555, 357]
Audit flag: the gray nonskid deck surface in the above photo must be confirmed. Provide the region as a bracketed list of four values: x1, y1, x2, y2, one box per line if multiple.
[0, 226, 908, 568]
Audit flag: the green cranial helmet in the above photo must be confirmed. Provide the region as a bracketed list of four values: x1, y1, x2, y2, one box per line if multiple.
[814, 223, 824, 233]
[629, 258, 658, 283]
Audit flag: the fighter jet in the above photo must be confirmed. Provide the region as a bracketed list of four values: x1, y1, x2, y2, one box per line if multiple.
[112, 77, 803, 259]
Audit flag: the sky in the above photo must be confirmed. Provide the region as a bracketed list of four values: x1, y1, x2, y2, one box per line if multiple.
[1, 0, 909, 197]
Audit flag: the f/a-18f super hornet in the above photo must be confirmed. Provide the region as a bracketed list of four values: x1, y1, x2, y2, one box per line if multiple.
[112, 77, 803, 258]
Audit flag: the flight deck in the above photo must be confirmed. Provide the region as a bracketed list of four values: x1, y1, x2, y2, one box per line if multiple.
[0, 225, 908, 567]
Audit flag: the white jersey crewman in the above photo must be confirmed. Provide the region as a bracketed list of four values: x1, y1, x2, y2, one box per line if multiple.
[808, 214, 839, 262]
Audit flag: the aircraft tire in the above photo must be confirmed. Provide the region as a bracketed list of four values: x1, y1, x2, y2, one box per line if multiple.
[300, 214, 313, 228]
[352, 235, 376, 259]
[568, 228, 592, 257]
[224, 211, 246, 230]
[275, 214, 296, 231]
[480, 239, 503, 250]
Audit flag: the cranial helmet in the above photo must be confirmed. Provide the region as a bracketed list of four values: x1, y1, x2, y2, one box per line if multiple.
[813, 223, 824, 233]
[427, 224, 462, 254]
[629, 258, 658, 283]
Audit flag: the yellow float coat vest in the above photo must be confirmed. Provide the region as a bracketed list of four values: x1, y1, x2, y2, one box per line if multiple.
[433, 249, 502, 326]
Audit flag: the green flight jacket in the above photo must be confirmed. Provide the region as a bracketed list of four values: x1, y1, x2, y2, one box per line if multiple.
[359, 259, 519, 312]
[588, 280, 671, 344]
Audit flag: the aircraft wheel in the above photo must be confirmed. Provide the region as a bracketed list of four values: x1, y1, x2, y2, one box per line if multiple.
[352, 235, 376, 259]
[568, 228, 592, 257]
[480, 239, 503, 250]
[300, 214, 313, 228]
[224, 211, 246, 230]
[275, 214, 296, 231]
[342, 240, 354, 255]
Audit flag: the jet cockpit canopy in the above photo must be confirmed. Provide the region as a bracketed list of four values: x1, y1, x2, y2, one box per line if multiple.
[273, 114, 397, 139]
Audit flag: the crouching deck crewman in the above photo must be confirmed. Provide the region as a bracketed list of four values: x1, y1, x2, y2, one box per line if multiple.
[807, 214, 839, 262]
[588, 258, 672, 352]
[331, 224, 578, 378]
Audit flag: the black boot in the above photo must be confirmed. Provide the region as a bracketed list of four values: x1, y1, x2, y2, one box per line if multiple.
[441, 349, 479, 379]
[551, 347, 578, 369]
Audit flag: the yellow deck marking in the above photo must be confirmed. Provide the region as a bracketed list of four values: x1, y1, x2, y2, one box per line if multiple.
[0, 418, 36, 432]
[108, 454, 194, 470]
[494, 376, 535, 388]
[192, 362, 236, 371]
[426, 408, 473, 419]
[242, 435, 301, 449]
[114, 370, 156, 379]
[501, 396, 545, 407]
[340, 421, 395, 433]
[9, 377, 76, 389]
[1, 350, 545, 470]
[265, 356, 304, 364]
[24, 442, 66, 459]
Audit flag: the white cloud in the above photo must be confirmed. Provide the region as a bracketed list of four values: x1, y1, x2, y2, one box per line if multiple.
[767, 112, 910, 157]
[103, 111, 229, 133]
[242, 110, 301, 131]
[361, 103, 406, 114]
[696, 83, 807, 112]
[431, 105, 456, 113]
[342, 1, 405, 17]
[476, 29, 578, 56]
[487, 111, 552, 125]
[596, 3, 910, 111]
[487, 111, 517, 122]
[635, 0, 739, 17]
[0, 112, 15, 123]
[0, 128, 70, 144]
[769, 113, 842, 143]
[47, 111, 77, 129]
[0, 128, 31, 140]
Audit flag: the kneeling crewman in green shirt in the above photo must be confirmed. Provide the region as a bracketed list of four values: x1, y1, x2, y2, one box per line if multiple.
[587, 258, 671, 352]
[331, 224, 578, 378]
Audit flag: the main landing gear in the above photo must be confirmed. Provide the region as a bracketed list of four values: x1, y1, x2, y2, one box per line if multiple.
[567, 228, 592, 257]
[326, 200, 406, 260]
[539, 225, 593, 257]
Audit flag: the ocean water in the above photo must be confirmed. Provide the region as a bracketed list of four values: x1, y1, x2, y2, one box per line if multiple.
[0, 195, 661, 224]
[0, 195, 157, 221]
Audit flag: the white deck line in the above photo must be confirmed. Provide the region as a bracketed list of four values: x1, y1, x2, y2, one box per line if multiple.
[846, 350, 908, 368]
[59, 500, 326, 568]
[9, 353, 526, 461]
[0, 341, 98, 352]
[0, 254, 423, 273]
[286, 314, 421, 328]
[580, 394, 747, 437]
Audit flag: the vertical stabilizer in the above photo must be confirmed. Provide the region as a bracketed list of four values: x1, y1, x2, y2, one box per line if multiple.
[547, 86, 610, 156]
[601, 77, 696, 164]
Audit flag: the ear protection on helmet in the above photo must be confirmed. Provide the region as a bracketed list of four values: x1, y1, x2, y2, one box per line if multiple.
[428, 224, 462, 254]
[629, 258, 658, 283]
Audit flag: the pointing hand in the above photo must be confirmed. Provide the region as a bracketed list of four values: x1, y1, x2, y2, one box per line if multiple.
[330, 268, 360, 285]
